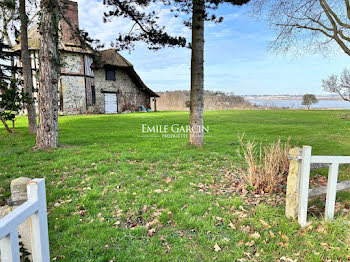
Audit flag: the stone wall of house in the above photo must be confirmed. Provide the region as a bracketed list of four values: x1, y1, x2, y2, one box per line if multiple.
[94, 68, 151, 113]
[59, 51, 86, 114]
[60, 75, 86, 114]
[61, 51, 84, 75]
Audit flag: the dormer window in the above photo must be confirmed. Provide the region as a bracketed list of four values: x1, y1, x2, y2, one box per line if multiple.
[105, 68, 115, 81]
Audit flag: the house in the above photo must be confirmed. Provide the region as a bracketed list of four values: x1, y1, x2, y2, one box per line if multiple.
[13, 0, 159, 115]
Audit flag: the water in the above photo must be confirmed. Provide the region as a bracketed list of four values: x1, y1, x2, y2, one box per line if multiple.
[248, 99, 350, 109]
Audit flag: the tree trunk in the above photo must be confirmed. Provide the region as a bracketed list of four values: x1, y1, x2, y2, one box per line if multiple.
[188, 0, 205, 146]
[19, 0, 37, 134]
[0, 116, 14, 134]
[12, 119, 15, 133]
[35, 0, 60, 149]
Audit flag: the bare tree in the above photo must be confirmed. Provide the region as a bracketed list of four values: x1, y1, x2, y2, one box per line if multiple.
[322, 68, 350, 102]
[19, 0, 37, 134]
[35, 0, 60, 149]
[252, 0, 350, 55]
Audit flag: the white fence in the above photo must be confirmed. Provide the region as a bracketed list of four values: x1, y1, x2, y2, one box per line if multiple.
[297, 146, 350, 227]
[0, 179, 50, 262]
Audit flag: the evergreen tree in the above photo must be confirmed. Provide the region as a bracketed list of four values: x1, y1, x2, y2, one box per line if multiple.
[103, 0, 250, 146]
[0, 40, 31, 133]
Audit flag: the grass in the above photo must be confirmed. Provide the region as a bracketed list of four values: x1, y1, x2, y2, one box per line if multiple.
[0, 110, 349, 261]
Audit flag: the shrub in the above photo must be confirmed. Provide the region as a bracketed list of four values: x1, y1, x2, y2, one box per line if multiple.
[236, 134, 290, 193]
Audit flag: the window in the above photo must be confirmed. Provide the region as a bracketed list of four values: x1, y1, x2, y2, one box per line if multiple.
[105, 68, 115, 81]
[92, 86, 96, 105]
[59, 79, 63, 111]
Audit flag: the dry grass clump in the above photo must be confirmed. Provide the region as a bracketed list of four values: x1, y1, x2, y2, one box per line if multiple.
[237, 134, 290, 193]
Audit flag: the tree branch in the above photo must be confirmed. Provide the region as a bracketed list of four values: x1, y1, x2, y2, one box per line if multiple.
[335, 88, 350, 101]
[321, 0, 350, 29]
[346, 0, 350, 20]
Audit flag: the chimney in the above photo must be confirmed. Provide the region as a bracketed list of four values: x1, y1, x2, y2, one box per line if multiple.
[60, 0, 80, 46]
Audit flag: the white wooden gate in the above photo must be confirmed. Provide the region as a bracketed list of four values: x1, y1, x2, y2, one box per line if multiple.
[0, 179, 50, 262]
[104, 93, 117, 114]
[297, 146, 350, 227]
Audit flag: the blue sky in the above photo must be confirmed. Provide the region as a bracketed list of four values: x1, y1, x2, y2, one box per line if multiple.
[75, 0, 349, 95]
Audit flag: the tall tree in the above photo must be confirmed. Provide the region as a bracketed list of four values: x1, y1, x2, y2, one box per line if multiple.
[35, 0, 60, 149]
[103, 0, 250, 146]
[190, 0, 205, 145]
[19, 0, 37, 134]
[252, 0, 350, 55]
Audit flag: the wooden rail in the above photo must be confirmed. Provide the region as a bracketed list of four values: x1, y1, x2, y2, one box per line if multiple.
[0, 179, 50, 261]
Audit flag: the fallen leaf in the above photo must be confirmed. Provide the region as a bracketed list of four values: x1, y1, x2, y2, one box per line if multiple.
[248, 232, 261, 240]
[229, 222, 236, 229]
[316, 226, 326, 234]
[213, 216, 224, 222]
[145, 219, 159, 229]
[148, 228, 156, 236]
[280, 256, 297, 262]
[239, 205, 246, 211]
[281, 234, 289, 242]
[240, 225, 251, 233]
[223, 237, 230, 242]
[245, 240, 255, 247]
[259, 219, 269, 228]
[163, 177, 172, 183]
[214, 243, 221, 252]
[244, 252, 251, 259]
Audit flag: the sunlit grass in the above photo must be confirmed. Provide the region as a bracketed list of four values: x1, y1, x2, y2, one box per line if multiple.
[0, 110, 349, 261]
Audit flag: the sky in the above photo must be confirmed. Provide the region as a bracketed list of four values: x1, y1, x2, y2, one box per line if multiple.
[75, 0, 350, 95]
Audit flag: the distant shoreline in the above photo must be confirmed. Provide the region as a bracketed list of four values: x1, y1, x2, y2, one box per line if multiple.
[243, 95, 342, 101]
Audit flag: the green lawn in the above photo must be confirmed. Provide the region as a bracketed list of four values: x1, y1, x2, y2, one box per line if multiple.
[0, 110, 349, 261]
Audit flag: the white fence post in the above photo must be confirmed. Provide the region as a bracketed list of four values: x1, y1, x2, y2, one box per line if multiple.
[325, 163, 339, 220]
[298, 146, 312, 227]
[287, 146, 350, 226]
[27, 179, 50, 262]
[0, 230, 20, 262]
[0, 178, 50, 262]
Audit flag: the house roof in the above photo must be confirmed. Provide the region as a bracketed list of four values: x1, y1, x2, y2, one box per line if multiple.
[128, 67, 159, 97]
[12, 25, 94, 54]
[94, 49, 159, 97]
[97, 49, 133, 67]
